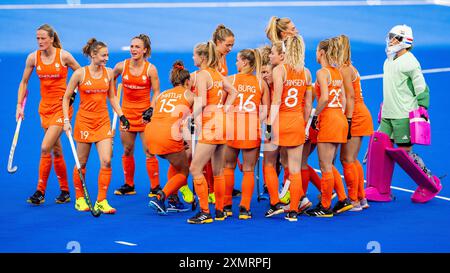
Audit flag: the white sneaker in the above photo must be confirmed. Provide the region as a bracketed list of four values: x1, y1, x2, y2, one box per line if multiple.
[350, 201, 363, 212]
[360, 198, 370, 209]
[298, 196, 312, 213]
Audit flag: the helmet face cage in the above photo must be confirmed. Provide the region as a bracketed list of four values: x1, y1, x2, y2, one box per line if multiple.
[388, 33, 404, 42]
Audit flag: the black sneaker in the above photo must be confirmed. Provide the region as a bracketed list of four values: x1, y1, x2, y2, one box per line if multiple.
[114, 184, 136, 195]
[285, 211, 298, 222]
[27, 190, 45, 205]
[167, 194, 189, 213]
[215, 209, 227, 221]
[332, 198, 353, 214]
[259, 185, 270, 200]
[223, 205, 233, 217]
[238, 206, 252, 220]
[305, 203, 334, 217]
[148, 190, 167, 215]
[148, 185, 162, 198]
[232, 188, 241, 197]
[264, 202, 285, 218]
[187, 211, 214, 224]
[55, 191, 71, 204]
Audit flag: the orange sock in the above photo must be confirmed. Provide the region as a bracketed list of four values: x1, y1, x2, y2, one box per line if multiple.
[214, 175, 225, 211]
[167, 164, 178, 181]
[320, 171, 334, 209]
[240, 171, 254, 210]
[288, 172, 304, 212]
[308, 165, 321, 191]
[355, 160, 366, 199]
[301, 168, 310, 193]
[343, 162, 358, 202]
[122, 155, 135, 187]
[283, 167, 290, 186]
[146, 156, 160, 190]
[53, 155, 69, 192]
[193, 176, 209, 213]
[163, 173, 187, 197]
[223, 167, 235, 206]
[332, 166, 348, 201]
[204, 161, 214, 193]
[73, 166, 86, 199]
[263, 165, 280, 205]
[37, 154, 52, 194]
[97, 167, 112, 202]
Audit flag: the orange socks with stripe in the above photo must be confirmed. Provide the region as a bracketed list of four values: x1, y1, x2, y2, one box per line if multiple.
[73, 166, 86, 199]
[37, 154, 52, 194]
[163, 173, 187, 198]
[193, 176, 209, 213]
[355, 160, 366, 199]
[224, 167, 235, 207]
[146, 156, 160, 190]
[240, 171, 254, 210]
[53, 155, 69, 192]
[263, 165, 280, 205]
[320, 171, 334, 209]
[332, 166, 348, 201]
[122, 155, 135, 187]
[97, 167, 112, 202]
[343, 162, 358, 202]
[213, 175, 225, 211]
[288, 172, 304, 212]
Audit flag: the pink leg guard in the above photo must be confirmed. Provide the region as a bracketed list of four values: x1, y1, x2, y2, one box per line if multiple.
[409, 107, 431, 145]
[386, 148, 442, 203]
[366, 132, 394, 202]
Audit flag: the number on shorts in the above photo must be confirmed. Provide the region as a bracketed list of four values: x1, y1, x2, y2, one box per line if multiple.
[237, 93, 256, 112]
[284, 88, 298, 108]
[80, 131, 89, 140]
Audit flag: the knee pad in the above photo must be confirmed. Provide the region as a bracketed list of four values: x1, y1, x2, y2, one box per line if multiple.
[366, 132, 395, 202]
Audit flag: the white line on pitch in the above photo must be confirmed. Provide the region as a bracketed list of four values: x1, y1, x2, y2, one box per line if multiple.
[0, 1, 438, 10]
[115, 241, 138, 246]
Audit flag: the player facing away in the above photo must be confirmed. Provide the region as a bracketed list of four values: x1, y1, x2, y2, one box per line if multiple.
[62, 38, 130, 214]
[187, 41, 238, 224]
[146, 61, 195, 215]
[365, 25, 442, 202]
[18, 24, 81, 205]
[111, 34, 162, 198]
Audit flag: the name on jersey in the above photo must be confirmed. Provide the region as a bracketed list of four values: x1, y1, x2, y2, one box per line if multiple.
[237, 84, 256, 93]
[84, 89, 108, 94]
[38, 74, 62, 79]
[213, 80, 223, 89]
[285, 79, 306, 87]
[160, 92, 182, 100]
[331, 80, 343, 87]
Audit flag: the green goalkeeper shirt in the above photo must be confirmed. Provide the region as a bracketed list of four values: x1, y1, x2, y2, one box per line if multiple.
[382, 51, 427, 119]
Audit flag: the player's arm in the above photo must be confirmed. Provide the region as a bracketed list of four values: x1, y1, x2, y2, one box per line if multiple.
[62, 50, 81, 71]
[260, 80, 270, 123]
[221, 73, 238, 109]
[148, 64, 161, 108]
[112, 61, 124, 95]
[16, 53, 35, 121]
[62, 68, 82, 131]
[315, 68, 329, 116]
[303, 67, 313, 121]
[407, 62, 429, 109]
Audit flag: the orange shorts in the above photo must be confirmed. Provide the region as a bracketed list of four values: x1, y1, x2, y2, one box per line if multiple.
[351, 103, 374, 137]
[39, 100, 73, 129]
[145, 118, 184, 155]
[74, 111, 112, 143]
[317, 108, 348, 143]
[226, 112, 261, 149]
[272, 112, 305, 147]
[198, 110, 226, 145]
[121, 105, 148, 132]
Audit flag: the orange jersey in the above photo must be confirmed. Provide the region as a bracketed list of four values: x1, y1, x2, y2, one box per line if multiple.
[35, 48, 71, 128]
[350, 65, 374, 136]
[145, 86, 191, 155]
[198, 67, 226, 144]
[120, 59, 152, 132]
[219, 56, 228, 76]
[226, 73, 262, 149]
[315, 67, 347, 143]
[74, 66, 112, 143]
[272, 65, 308, 147]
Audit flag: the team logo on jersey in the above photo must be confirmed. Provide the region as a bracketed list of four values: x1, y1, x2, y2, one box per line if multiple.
[104, 78, 108, 83]
[37, 65, 42, 71]
[123, 74, 129, 80]
[142, 75, 147, 82]
[55, 63, 60, 71]
[84, 80, 92, 86]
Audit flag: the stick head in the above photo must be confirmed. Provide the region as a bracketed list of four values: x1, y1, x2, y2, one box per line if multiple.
[7, 165, 18, 174]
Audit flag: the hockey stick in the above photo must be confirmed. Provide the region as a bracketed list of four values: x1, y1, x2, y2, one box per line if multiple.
[189, 117, 198, 211]
[256, 152, 262, 202]
[8, 92, 28, 173]
[66, 130, 101, 217]
[111, 83, 123, 156]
